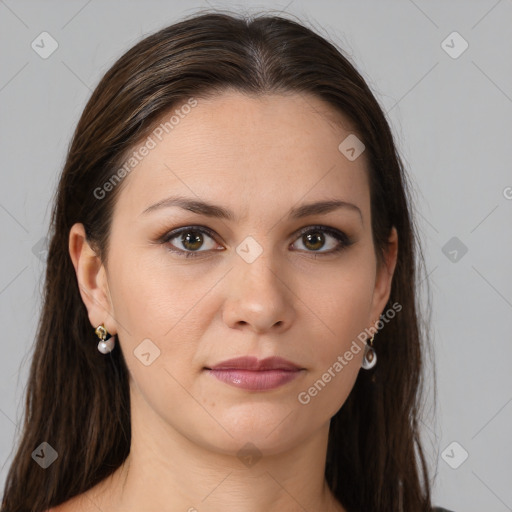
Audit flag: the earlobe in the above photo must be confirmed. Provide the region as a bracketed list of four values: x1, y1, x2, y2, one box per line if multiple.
[68, 223, 116, 334]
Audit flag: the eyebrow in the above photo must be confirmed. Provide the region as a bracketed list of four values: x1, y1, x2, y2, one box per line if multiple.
[141, 195, 362, 222]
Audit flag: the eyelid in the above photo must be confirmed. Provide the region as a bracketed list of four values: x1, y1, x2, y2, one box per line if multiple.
[293, 224, 348, 241]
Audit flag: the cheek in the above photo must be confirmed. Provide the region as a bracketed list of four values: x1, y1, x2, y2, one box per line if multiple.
[293, 271, 372, 419]
[107, 254, 208, 417]
[107, 240, 215, 340]
[297, 261, 375, 358]
[106, 246, 219, 400]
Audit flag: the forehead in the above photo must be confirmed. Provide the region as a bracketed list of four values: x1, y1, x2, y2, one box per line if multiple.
[115, 91, 370, 220]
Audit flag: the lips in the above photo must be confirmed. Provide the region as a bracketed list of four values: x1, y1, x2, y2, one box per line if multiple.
[208, 356, 302, 371]
[205, 356, 304, 391]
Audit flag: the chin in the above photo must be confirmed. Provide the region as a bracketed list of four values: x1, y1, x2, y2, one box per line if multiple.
[192, 404, 313, 456]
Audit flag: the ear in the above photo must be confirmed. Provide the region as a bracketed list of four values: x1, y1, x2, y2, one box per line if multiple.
[369, 226, 398, 324]
[68, 223, 117, 336]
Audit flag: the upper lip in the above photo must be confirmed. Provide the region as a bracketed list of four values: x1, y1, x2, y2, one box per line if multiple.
[207, 356, 302, 371]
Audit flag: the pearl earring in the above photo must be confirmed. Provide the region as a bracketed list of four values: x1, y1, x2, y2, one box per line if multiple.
[95, 324, 116, 354]
[361, 334, 376, 370]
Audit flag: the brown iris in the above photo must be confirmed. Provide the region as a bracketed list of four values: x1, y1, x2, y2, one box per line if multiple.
[181, 231, 204, 251]
[303, 231, 325, 251]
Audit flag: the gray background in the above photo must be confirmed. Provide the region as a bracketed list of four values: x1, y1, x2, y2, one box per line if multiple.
[1, 1, 511, 510]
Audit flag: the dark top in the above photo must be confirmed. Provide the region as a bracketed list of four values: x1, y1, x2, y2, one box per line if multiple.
[433, 507, 454, 512]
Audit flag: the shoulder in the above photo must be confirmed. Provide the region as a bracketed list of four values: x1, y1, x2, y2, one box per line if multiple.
[45, 495, 84, 512]
[45, 471, 119, 512]
[432, 507, 455, 512]
[45, 505, 70, 512]
[45, 483, 114, 512]
[45, 505, 80, 512]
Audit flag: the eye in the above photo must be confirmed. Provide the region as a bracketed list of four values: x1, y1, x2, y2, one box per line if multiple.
[290, 226, 352, 256]
[159, 224, 352, 259]
[163, 227, 222, 258]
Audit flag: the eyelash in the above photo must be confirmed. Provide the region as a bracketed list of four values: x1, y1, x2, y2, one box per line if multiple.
[158, 225, 353, 259]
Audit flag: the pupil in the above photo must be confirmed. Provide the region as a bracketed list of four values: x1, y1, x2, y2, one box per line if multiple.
[304, 232, 324, 251]
[182, 231, 203, 250]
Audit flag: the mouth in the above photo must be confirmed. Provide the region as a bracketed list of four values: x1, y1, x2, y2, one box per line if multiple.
[204, 356, 305, 391]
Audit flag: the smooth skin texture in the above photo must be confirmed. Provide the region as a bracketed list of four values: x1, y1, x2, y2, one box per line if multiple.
[65, 91, 398, 512]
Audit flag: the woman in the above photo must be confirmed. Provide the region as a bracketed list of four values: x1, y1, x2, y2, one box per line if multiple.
[1, 11, 453, 512]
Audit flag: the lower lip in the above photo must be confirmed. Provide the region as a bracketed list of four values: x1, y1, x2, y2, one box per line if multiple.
[206, 369, 303, 391]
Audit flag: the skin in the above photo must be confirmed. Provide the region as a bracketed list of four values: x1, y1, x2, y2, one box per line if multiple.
[65, 91, 398, 512]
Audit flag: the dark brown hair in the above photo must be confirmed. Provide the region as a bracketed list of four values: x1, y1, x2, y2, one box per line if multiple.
[2, 10, 435, 512]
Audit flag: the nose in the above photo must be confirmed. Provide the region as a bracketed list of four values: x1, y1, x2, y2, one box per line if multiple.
[221, 250, 296, 335]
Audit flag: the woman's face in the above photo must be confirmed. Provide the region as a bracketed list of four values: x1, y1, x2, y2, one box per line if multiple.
[80, 91, 397, 456]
